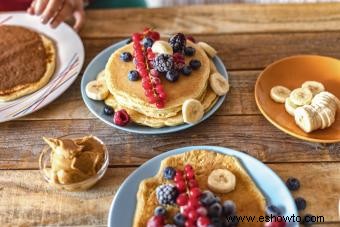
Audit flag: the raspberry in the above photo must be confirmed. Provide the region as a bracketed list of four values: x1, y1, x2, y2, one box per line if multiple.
[169, 33, 186, 53]
[173, 53, 185, 70]
[113, 109, 130, 126]
[147, 215, 164, 227]
[153, 54, 173, 72]
[156, 184, 178, 205]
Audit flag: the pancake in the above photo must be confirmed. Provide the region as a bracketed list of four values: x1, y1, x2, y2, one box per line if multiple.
[0, 25, 56, 102]
[105, 40, 210, 118]
[133, 150, 266, 227]
[105, 86, 218, 128]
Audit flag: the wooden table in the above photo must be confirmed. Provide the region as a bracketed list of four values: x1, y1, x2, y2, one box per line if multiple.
[1, 3, 340, 226]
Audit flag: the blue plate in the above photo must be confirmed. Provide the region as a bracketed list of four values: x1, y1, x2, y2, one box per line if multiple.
[81, 40, 228, 134]
[108, 146, 298, 227]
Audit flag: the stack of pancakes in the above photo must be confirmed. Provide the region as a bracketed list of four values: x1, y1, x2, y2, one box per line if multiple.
[104, 41, 219, 128]
[0, 25, 56, 102]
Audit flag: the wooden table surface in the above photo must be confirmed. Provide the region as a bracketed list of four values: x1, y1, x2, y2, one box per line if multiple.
[1, 3, 340, 226]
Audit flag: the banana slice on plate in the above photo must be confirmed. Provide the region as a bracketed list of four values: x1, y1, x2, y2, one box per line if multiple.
[322, 91, 340, 111]
[96, 70, 106, 82]
[182, 99, 204, 124]
[151, 41, 173, 55]
[312, 92, 338, 112]
[290, 88, 313, 106]
[285, 97, 298, 116]
[270, 86, 291, 103]
[207, 169, 236, 194]
[301, 81, 325, 96]
[294, 106, 319, 133]
[197, 42, 217, 58]
[209, 72, 230, 96]
[85, 80, 109, 101]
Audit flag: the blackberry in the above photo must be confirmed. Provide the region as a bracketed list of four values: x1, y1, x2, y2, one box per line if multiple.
[153, 54, 173, 73]
[181, 65, 192, 76]
[165, 70, 179, 82]
[189, 59, 201, 70]
[169, 33, 186, 53]
[156, 184, 178, 205]
[128, 70, 140, 81]
[120, 52, 132, 62]
[286, 177, 300, 191]
[163, 167, 176, 180]
[295, 197, 307, 211]
[184, 46, 196, 56]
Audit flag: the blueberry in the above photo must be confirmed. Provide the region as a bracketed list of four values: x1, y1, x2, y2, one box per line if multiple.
[128, 70, 140, 81]
[103, 105, 114, 116]
[266, 204, 282, 216]
[173, 212, 186, 226]
[223, 200, 236, 216]
[286, 177, 300, 191]
[208, 202, 223, 217]
[295, 197, 307, 211]
[154, 206, 166, 216]
[200, 190, 215, 206]
[142, 37, 154, 48]
[189, 59, 201, 70]
[120, 52, 132, 62]
[163, 167, 176, 180]
[165, 70, 179, 82]
[184, 46, 196, 56]
[181, 65, 192, 76]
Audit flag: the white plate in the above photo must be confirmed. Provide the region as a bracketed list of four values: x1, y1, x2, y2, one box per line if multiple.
[108, 146, 298, 227]
[0, 12, 84, 122]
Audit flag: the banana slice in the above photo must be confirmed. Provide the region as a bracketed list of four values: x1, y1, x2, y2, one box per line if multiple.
[285, 97, 298, 116]
[207, 169, 236, 194]
[322, 91, 340, 111]
[209, 73, 230, 96]
[151, 41, 173, 55]
[294, 106, 318, 133]
[182, 99, 204, 124]
[197, 42, 217, 58]
[301, 81, 325, 96]
[290, 88, 313, 106]
[312, 92, 338, 113]
[85, 80, 109, 101]
[270, 86, 291, 103]
[96, 70, 106, 82]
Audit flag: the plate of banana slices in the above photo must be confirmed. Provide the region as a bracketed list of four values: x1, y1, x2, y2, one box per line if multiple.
[255, 55, 340, 143]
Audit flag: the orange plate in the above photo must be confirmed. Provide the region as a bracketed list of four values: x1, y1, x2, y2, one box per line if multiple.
[255, 55, 340, 143]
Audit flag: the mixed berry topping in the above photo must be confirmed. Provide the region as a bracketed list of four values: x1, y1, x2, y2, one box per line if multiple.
[181, 65, 193, 76]
[173, 53, 185, 70]
[165, 70, 180, 83]
[113, 109, 130, 126]
[189, 59, 202, 70]
[184, 46, 196, 56]
[147, 164, 240, 227]
[153, 54, 174, 73]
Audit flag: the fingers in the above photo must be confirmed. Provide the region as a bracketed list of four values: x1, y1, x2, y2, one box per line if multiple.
[41, 0, 64, 24]
[72, 9, 85, 32]
[50, 3, 73, 29]
[27, 0, 37, 15]
[34, 0, 49, 16]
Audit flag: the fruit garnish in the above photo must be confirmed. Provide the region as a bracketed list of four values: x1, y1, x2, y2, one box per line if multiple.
[156, 184, 178, 205]
[186, 35, 196, 43]
[176, 193, 189, 206]
[165, 70, 179, 82]
[207, 169, 236, 194]
[285, 177, 300, 191]
[295, 197, 307, 211]
[103, 105, 114, 116]
[163, 166, 176, 180]
[152, 40, 173, 55]
[113, 109, 130, 126]
[128, 70, 140, 81]
[147, 215, 164, 227]
[131, 30, 167, 109]
[169, 33, 186, 53]
[184, 46, 196, 56]
[154, 206, 167, 216]
[153, 54, 173, 73]
[189, 59, 202, 70]
[120, 52, 132, 62]
[173, 52, 185, 70]
[181, 65, 192, 76]
[173, 212, 186, 226]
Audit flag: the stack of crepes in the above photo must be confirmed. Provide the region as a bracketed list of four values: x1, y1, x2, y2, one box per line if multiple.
[103, 40, 221, 128]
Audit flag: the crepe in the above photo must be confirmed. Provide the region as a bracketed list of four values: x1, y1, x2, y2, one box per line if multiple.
[0, 26, 56, 102]
[133, 150, 266, 227]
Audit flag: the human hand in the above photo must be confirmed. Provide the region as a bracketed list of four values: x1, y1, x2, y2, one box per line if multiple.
[27, 0, 85, 31]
